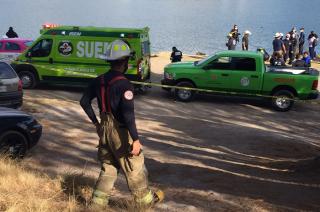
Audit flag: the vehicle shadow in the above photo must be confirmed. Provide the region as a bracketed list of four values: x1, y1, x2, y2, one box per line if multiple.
[20, 72, 320, 211]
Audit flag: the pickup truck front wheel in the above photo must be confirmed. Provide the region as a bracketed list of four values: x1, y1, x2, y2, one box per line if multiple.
[175, 81, 195, 102]
[271, 90, 295, 112]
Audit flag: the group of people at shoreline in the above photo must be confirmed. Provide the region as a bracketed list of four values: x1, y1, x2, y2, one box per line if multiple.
[226, 24, 319, 67]
[226, 24, 252, 51]
[271, 28, 318, 67]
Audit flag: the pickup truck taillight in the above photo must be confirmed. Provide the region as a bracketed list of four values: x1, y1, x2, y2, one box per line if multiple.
[137, 60, 143, 78]
[18, 79, 23, 91]
[312, 80, 318, 90]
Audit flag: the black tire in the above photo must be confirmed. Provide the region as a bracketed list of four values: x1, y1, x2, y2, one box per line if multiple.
[271, 90, 295, 112]
[0, 131, 28, 159]
[174, 81, 195, 102]
[18, 71, 37, 89]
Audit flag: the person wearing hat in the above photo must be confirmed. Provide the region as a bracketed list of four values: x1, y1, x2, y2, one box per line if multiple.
[299, 27, 305, 55]
[80, 39, 163, 208]
[5, 27, 18, 38]
[242, 30, 251, 51]
[272, 32, 286, 56]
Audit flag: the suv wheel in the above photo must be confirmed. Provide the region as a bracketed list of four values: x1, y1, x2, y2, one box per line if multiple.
[0, 131, 28, 159]
[175, 81, 195, 102]
[271, 90, 295, 112]
[18, 71, 37, 89]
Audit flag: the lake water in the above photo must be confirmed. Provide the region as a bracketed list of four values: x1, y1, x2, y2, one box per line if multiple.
[1, 0, 320, 54]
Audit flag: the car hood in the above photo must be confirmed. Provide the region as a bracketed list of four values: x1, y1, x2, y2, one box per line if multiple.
[165, 61, 195, 69]
[0, 107, 30, 117]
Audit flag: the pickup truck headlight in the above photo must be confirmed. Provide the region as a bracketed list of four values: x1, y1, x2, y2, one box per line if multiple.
[164, 72, 175, 80]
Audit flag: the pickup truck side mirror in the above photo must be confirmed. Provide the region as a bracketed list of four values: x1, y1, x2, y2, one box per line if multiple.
[26, 51, 32, 58]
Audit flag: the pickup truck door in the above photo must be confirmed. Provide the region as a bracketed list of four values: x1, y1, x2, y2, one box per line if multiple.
[227, 57, 263, 94]
[199, 56, 232, 90]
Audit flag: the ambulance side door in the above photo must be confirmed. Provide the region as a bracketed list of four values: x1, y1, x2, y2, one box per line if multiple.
[53, 38, 109, 84]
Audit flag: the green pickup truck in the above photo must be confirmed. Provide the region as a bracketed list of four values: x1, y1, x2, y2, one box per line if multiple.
[161, 51, 319, 111]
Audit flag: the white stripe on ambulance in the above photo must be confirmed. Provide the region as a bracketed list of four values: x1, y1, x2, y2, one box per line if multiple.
[76, 41, 109, 58]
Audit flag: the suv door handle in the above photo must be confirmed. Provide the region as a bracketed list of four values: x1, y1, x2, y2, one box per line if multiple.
[251, 75, 259, 78]
[221, 73, 229, 77]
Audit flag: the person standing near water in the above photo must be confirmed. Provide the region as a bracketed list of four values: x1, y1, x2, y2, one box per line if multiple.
[308, 31, 318, 60]
[241, 30, 251, 51]
[299, 27, 305, 55]
[226, 33, 237, 50]
[283, 33, 291, 63]
[5, 27, 18, 38]
[273, 32, 286, 56]
[230, 24, 240, 44]
[289, 28, 299, 64]
[170, 47, 183, 63]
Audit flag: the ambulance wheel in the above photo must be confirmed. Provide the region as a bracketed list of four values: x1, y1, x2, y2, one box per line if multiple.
[175, 81, 195, 102]
[18, 71, 37, 89]
[271, 90, 294, 112]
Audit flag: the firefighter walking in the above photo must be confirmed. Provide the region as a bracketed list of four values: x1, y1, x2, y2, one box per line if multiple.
[80, 39, 163, 208]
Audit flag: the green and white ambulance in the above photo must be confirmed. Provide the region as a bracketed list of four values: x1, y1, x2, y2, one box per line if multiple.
[12, 24, 151, 89]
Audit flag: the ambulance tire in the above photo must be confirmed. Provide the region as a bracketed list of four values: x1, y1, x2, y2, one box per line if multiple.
[18, 71, 37, 89]
[271, 90, 294, 112]
[174, 81, 195, 102]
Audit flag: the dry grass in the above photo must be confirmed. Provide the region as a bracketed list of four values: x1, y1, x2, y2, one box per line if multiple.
[0, 158, 137, 212]
[0, 158, 79, 212]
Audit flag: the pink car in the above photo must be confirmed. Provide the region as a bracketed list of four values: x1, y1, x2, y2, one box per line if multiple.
[0, 38, 33, 62]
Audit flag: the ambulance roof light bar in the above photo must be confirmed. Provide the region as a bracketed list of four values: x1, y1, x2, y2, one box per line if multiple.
[42, 23, 60, 29]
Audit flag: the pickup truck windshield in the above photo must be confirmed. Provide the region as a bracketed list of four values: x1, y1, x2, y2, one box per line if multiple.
[195, 54, 215, 66]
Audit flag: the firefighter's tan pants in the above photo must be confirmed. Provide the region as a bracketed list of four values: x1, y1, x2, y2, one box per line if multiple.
[92, 113, 153, 206]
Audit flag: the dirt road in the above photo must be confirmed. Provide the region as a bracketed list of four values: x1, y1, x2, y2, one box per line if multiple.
[21, 53, 320, 211]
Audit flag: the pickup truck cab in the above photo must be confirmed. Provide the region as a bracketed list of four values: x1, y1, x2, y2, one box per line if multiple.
[161, 51, 319, 111]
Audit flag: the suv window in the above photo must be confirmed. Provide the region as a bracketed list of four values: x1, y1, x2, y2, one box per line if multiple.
[206, 57, 256, 71]
[0, 42, 3, 50]
[5, 42, 21, 51]
[0, 63, 17, 79]
[29, 39, 53, 57]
